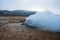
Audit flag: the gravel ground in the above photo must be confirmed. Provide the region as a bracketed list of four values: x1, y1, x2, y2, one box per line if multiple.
[0, 23, 60, 40]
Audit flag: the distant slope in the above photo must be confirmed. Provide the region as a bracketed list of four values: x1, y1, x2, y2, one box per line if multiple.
[0, 10, 36, 16]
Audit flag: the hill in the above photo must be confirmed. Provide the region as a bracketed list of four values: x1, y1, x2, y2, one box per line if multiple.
[0, 10, 36, 16]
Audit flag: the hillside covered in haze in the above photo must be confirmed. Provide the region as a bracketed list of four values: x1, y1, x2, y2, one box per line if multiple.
[0, 10, 36, 16]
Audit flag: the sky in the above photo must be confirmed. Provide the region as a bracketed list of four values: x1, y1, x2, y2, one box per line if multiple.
[0, 0, 60, 13]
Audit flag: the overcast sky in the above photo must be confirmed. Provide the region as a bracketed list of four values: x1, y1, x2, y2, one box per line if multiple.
[0, 0, 60, 13]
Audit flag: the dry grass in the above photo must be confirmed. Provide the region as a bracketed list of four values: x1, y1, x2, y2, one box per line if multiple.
[0, 16, 60, 40]
[0, 16, 26, 23]
[0, 23, 60, 40]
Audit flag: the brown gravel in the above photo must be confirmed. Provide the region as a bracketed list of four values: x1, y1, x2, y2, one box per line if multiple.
[0, 23, 60, 40]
